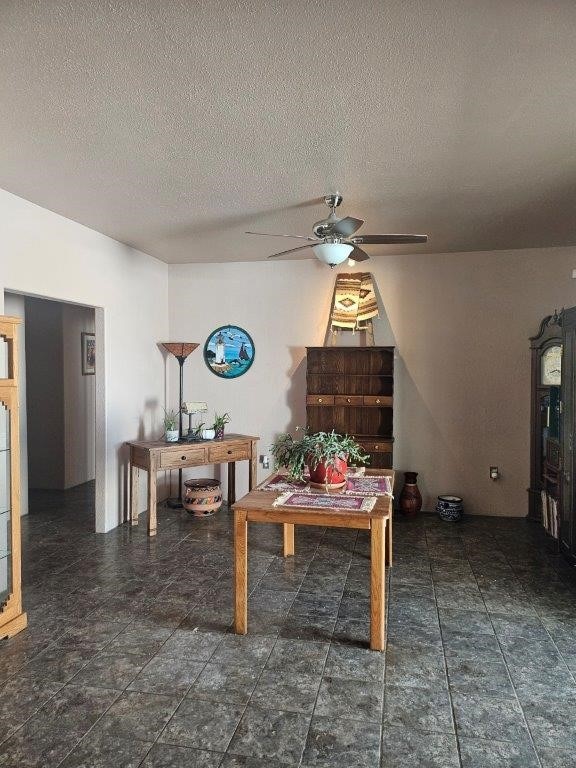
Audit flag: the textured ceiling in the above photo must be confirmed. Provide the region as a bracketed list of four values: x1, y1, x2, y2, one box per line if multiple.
[1, 0, 576, 263]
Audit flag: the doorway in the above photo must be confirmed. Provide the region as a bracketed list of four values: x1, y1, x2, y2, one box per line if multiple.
[4, 291, 103, 532]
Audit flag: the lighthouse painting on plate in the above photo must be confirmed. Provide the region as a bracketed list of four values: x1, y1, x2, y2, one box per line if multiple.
[203, 325, 255, 379]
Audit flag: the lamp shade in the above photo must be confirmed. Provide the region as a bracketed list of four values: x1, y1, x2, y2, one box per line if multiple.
[312, 243, 354, 266]
[161, 342, 199, 360]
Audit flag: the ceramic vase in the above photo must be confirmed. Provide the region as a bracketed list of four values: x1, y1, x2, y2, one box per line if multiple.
[165, 429, 179, 443]
[399, 471, 422, 516]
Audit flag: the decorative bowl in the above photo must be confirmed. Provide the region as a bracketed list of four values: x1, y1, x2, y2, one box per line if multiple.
[436, 495, 463, 522]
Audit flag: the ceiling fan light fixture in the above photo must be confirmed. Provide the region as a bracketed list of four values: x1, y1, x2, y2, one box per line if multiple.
[312, 242, 353, 266]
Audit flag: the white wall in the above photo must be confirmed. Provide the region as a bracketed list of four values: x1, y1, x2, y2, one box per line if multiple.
[2, 293, 28, 515]
[169, 250, 576, 517]
[0, 189, 169, 532]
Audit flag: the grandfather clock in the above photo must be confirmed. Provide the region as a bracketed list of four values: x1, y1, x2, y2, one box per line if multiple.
[528, 312, 563, 537]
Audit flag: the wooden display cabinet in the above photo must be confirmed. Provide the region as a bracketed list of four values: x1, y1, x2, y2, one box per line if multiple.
[0, 316, 27, 639]
[306, 347, 394, 469]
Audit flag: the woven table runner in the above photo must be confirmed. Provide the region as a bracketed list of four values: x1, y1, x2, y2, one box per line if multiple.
[272, 491, 376, 512]
[344, 476, 393, 497]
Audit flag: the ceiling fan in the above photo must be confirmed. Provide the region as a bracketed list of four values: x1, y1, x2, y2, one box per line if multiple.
[246, 194, 428, 267]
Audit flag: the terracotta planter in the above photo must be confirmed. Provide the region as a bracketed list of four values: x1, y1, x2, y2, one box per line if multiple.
[308, 456, 348, 489]
[399, 471, 422, 516]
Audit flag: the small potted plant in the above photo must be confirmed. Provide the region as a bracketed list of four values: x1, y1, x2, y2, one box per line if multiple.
[164, 408, 179, 442]
[212, 412, 231, 439]
[271, 428, 369, 488]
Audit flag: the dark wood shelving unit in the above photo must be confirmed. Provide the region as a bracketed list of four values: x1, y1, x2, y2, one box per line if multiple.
[306, 346, 394, 469]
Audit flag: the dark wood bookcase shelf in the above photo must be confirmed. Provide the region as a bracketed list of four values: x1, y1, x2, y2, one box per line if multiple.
[306, 347, 394, 469]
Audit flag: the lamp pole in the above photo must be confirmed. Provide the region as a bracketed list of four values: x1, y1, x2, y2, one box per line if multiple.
[160, 342, 200, 509]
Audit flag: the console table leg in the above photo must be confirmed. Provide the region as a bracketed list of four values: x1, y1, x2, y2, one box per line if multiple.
[147, 458, 157, 537]
[130, 464, 139, 525]
[228, 462, 236, 505]
[249, 455, 257, 491]
[234, 509, 248, 634]
[370, 517, 386, 651]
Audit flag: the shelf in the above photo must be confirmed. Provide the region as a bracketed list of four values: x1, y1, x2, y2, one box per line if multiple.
[0, 549, 11, 561]
[307, 347, 395, 468]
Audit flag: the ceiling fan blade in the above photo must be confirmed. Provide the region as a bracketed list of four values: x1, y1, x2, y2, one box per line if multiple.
[246, 231, 318, 241]
[349, 247, 370, 262]
[352, 234, 428, 245]
[330, 216, 364, 236]
[267, 244, 315, 259]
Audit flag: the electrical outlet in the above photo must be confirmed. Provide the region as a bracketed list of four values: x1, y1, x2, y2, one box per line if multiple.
[260, 455, 270, 469]
[490, 466, 499, 480]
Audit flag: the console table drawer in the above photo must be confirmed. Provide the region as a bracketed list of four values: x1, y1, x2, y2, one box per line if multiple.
[208, 442, 251, 463]
[160, 447, 206, 469]
[306, 395, 334, 405]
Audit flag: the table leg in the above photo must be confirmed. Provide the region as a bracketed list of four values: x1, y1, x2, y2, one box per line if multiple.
[386, 512, 393, 566]
[370, 517, 386, 651]
[283, 523, 295, 557]
[249, 453, 257, 491]
[147, 458, 157, 537]
[228, 462, 236, 505]
[130, 464, 139, 525]
[234, 509, 248, 635]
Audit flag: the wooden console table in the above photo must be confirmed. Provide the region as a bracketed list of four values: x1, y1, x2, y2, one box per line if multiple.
[232, 469, 393, 651]
[126, 434, 259, 536]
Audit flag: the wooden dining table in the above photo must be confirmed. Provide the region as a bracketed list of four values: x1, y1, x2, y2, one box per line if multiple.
[232, 469, 394, 651]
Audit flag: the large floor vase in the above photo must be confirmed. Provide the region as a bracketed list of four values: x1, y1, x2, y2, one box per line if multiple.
[399, 471, 422, 516]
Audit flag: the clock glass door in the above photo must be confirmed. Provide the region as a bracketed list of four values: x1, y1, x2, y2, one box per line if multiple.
[0, 400, 12, 610]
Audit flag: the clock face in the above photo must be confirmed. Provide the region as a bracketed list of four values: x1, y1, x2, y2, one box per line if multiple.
[541, 345, 562, 386]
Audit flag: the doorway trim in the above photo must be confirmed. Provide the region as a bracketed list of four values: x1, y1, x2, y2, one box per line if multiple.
[94, 306, 106, 533]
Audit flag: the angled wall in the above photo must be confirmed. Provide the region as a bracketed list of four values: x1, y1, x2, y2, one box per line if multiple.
[0, 189, 169, 532]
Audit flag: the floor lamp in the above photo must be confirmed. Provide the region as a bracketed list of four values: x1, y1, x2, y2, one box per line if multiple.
[161, 342, 199, 508]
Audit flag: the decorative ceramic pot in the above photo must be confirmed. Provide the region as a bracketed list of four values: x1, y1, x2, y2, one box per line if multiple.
[214, 427, 225, 439]
[308, 456, 348, 489]
[201, 428, 215, 440]
[183, 478, 222, 517]
[399, 471, 422, 516]
[165, 429, 179, 442]
[436, 495, 463, 522]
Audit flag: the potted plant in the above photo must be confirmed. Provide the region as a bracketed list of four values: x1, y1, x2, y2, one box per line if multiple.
[212, 412, 231, 439]
[164, 408, 179, 442]
[271, 428, 369, 488]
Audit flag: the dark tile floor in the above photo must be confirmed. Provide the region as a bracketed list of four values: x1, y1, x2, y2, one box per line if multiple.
[1, 483, 576, 767]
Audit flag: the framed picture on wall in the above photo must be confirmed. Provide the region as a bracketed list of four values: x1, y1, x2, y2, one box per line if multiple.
[81, 332, 95, 375]
[203, 325, 255, 378]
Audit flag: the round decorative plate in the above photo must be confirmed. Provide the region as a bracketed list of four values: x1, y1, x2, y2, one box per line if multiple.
[203, 325, 255, 379]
